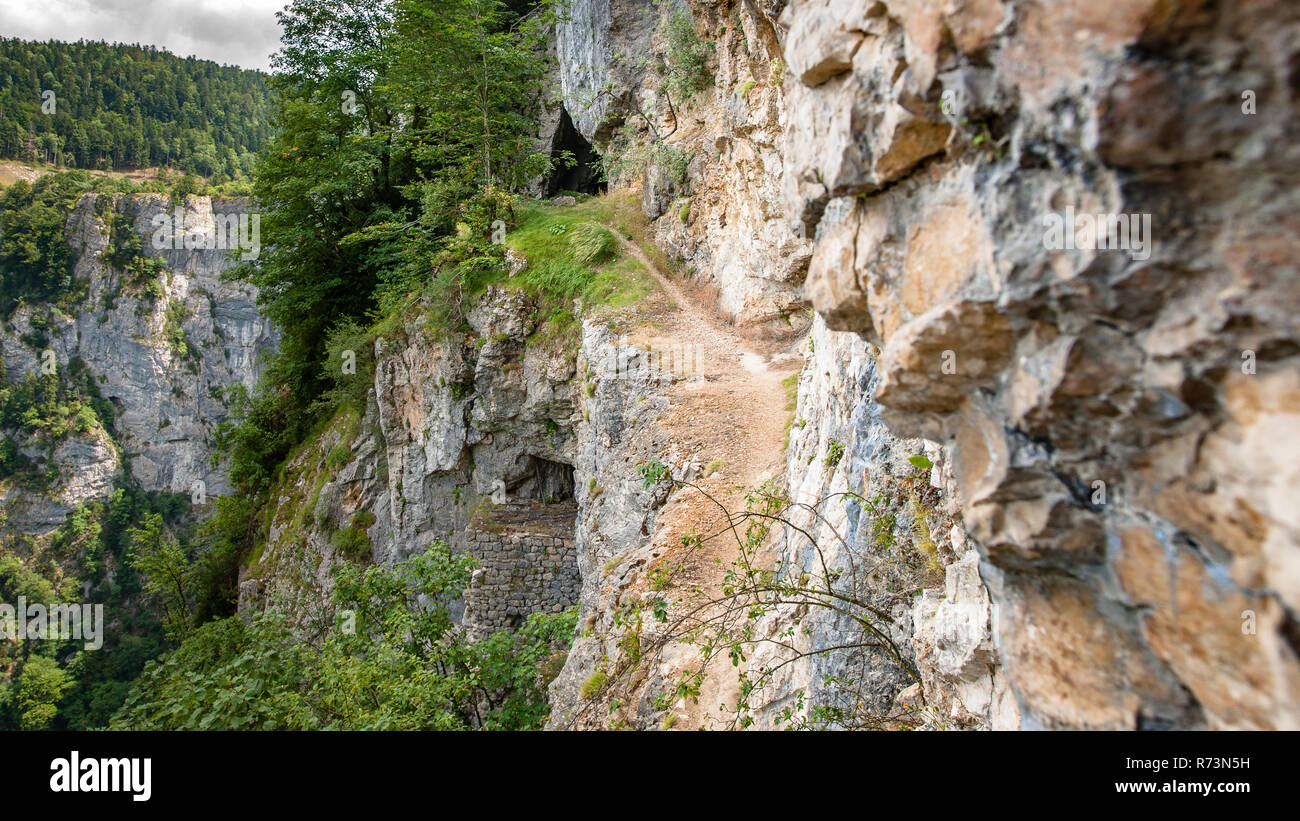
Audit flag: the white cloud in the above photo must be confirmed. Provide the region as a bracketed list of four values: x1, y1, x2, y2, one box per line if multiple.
[0, 0, 285, 71]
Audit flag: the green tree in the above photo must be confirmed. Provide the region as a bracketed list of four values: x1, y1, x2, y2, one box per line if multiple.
[390, 0, 555, 190]
[127, 513, 194, 641]
[13, 656, 73, 730]
[0, 175, 86, 313]
[225, 0, 558, 492]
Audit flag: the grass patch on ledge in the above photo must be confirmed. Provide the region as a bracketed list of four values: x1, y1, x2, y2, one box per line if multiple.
[505, 193, 655, 347]
[370, 190, 658, 354]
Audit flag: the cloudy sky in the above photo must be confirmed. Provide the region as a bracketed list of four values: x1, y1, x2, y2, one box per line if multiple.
[0, 0, 285, 72]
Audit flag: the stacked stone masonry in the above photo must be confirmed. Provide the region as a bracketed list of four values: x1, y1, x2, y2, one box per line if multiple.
[463, 502, 581, 634]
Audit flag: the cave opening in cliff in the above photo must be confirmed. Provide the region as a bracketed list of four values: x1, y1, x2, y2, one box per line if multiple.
[504, 455, 576, 504]
[545, 107, 606, 197]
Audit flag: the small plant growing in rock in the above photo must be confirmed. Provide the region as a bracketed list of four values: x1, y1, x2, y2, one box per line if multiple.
[332, 525, 371, 561]
[580, 667, 609, 700]
[326, 444, 352, 470]
[332, 509, 377, 560]
[638, 458, 670, 488]
[770, 58, 786, 86]
[825, 440, 845, 468]
[163, 301, 201, 373]
[351, 510, 376, 529]
[615, 615, 642, 663]
[647, 565, 672, 591]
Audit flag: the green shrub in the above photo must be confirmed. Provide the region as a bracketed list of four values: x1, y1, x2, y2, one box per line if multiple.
[825, 440, 845, 468]
[112, 544, 579, 731]
[663, 10, 714, 102]
[332, 525, 372, 561]
[0, 436, 32, 479]
[169, 174, 206, 202]
[315, 318, 375, 415]
[638, 458, 669, 488]
[327, 444, 353, 470]
[350, 510, 377, 529]
[648, 566, 672, 591]
[164, 301, 200, 372]
[654, 142, 691, 186]
[0, 172, 96, 316]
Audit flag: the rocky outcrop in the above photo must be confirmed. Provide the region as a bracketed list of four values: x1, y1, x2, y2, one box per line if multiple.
[777, 0, 1300, 729]
[556, 0, 812, 329]
[238, 288, 585, 633]
[745, 315, 1018, 729]
[544, 0, 1300, 731]
[542, 0, 1018, 731]
[2, 194, 276, 499]
[0, 426, 119, 535]
[544, 321, 684, 729]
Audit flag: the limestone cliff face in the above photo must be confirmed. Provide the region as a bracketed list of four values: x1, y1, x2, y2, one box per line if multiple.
[238, 288, 584, 634]
[558, 0, 811, 328]
[777, 0, 1300, 730]
[0, 194, 277, 533]
[545, 320, 705, 729]
[547, 0, 1300, 729]
[543, 0, 1019, 730]
[745, 317, 1020, 729]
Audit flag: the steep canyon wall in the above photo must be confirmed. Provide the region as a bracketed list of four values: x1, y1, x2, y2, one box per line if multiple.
[0, 194, 277, 534]
[548, 0, 1300, 730]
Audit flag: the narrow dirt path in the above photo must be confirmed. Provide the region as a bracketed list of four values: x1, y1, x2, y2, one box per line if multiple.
[612, 233, 803, 729]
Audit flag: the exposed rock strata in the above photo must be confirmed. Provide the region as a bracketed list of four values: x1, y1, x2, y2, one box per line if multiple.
[238, 288, 585, 634]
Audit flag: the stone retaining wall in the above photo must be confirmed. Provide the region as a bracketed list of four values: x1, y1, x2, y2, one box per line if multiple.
[463, 502, 580, 634]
